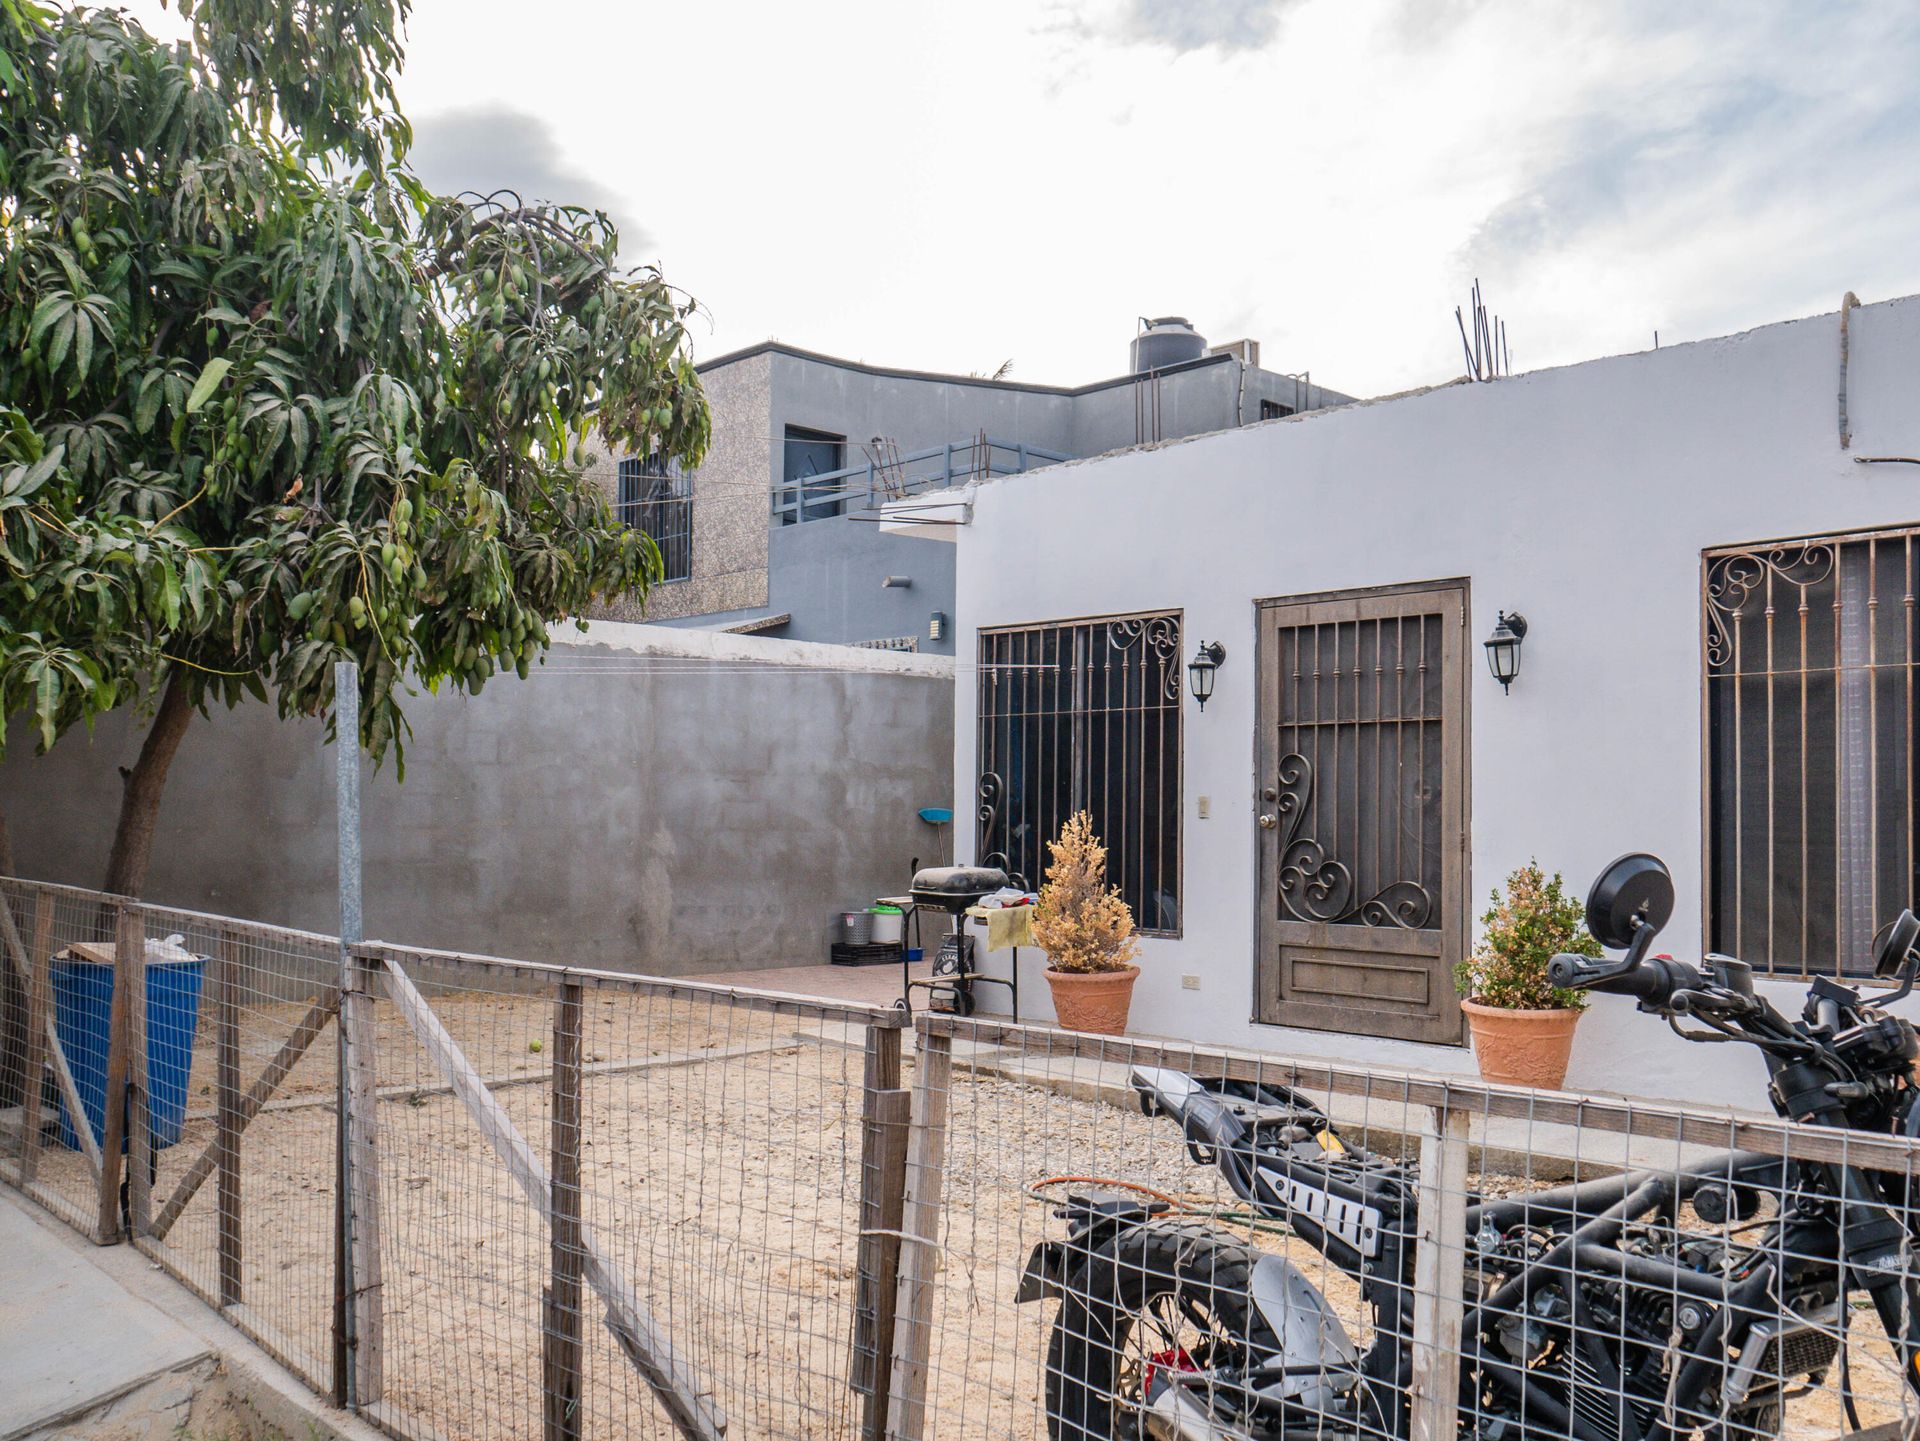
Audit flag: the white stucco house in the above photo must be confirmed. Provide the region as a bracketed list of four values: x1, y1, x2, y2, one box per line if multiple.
[886, 293, 1920, 1109]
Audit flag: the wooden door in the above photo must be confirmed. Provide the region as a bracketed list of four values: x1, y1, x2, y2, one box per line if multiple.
[1255, 582, 1469, 1044]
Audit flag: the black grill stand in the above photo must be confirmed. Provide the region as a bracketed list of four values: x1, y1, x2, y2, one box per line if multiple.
[898, 865, 1019, 1021]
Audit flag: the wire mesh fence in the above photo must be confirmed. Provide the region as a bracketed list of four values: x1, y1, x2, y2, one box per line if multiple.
[10, 872, 1920, 1441]
[0, 877, 121, 1240]
[904, 1013, 1920, 1441]
[359, 941, 897, 1441]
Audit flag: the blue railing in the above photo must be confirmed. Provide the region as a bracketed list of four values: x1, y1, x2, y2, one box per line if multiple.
[773, 437, 1071, 524]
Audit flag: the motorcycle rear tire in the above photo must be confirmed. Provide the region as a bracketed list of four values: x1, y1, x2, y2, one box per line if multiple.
[1044, 1222, 1277, 1441]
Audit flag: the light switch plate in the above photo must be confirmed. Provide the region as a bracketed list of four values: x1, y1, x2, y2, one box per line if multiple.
[1197, 795, 1211, 819]
[1181, 974, 1201, 991]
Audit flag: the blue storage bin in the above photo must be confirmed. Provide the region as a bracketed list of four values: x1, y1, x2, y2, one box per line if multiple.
[51, 941, 206, 1151]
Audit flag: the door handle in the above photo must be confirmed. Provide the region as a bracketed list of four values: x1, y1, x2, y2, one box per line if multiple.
[1258, 815, 1277, 830]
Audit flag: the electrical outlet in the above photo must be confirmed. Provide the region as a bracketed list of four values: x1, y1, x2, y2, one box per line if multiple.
[1197, 795, 1211, 819]
[1181, 974, 1201, 991]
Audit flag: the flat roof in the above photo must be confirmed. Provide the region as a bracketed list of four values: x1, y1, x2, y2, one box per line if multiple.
[694, 338, 1257, 397]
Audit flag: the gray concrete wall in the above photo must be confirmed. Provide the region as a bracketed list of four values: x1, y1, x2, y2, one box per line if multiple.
[765, 518, 956, 652]
[1, 624, 954, 976]
[769, 349, 1080, 461]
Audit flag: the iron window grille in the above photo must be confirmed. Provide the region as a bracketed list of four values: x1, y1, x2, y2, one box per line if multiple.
[1705, 526, 1919, 977]
[977, 612, 1183, 935]
[617, 455, 692, 583]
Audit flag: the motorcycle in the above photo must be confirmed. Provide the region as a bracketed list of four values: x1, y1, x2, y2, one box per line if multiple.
[1017, 852, 1920, 1440]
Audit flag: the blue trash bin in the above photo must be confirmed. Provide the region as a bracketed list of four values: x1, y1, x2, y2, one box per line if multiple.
[51, 941, 206, 1152]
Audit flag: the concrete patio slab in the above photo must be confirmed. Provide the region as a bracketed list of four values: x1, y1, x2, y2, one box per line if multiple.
[0, 1197, 208, 1439]
[693, 959, 918, 1010]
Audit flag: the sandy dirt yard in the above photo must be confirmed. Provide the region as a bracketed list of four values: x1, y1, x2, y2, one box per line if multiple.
[12, 986, 1914, 1441]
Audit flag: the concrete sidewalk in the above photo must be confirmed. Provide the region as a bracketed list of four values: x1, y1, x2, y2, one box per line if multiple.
[0, 1190, 382, 1441]
[0, 1196, 208, 1438]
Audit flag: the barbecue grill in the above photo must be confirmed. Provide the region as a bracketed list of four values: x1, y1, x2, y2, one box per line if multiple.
[899, 864, 1019, 1018]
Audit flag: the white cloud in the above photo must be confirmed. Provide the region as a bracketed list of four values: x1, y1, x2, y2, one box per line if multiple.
[409, 103, 650, 251]
[106, 0, 1920, 395]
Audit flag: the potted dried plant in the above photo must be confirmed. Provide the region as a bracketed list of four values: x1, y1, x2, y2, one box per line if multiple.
[1031, 811, 1141, 1035]
[1455, 861, 1602, 1088]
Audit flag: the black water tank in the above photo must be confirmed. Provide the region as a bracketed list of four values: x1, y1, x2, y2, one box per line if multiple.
[1130, 316, 1206, 374]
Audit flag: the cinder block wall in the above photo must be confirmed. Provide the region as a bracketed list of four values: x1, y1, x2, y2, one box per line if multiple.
[1, 625, 954, 975]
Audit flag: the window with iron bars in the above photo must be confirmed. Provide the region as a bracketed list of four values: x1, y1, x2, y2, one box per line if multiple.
[617, 455, 692, 583]
[1705, 526, 1919, 977]
[977, 612, 1182, 935]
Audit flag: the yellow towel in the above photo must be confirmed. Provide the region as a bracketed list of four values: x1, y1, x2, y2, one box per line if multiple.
[966, 904, 1035, 953]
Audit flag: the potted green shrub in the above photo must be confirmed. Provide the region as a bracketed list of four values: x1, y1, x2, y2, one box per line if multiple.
[1455, 861, 1602, 1088]
[1030, 811, 1141, 1035]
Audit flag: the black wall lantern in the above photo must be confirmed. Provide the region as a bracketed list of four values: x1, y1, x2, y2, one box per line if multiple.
[1483, 611, 1528, 693]
[1188, 641, 1226, 710]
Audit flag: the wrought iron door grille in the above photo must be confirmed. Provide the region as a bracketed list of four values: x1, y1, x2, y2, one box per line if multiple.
[1271, 613, 1443, 931]
[976, 613, 1182, 935]
[617, 455, 693, 583]
[1705, 528, 1920, 977]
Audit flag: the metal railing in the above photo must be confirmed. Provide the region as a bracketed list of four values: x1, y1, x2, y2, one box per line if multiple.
[773, 436, 1070, 524]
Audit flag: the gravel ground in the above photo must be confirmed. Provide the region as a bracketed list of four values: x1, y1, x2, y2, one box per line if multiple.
[15, 991, 1912, 1440]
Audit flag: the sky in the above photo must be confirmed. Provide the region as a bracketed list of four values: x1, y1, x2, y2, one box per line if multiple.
[125, 0, 1920, 397]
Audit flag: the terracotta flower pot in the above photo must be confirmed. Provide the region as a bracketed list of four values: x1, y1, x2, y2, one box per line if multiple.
[1461, 998, 1583, 1089]
[1045, 965, 1141, 1035]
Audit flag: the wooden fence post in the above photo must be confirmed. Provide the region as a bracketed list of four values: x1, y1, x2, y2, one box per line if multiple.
[544, 979, 585, 1441]
[852, 1023, 909, 1441]
[125, 909, 152, 1238]
[19, 894, 53, 1185]
[216, 927, 243, 1307]
[0, 894, 22, 1112]
[884, 1027, 952, 1441]
[97, 903, 138, 1243]
[1409, 1099, 1471, 1441]
[334, 944, 383, 1406]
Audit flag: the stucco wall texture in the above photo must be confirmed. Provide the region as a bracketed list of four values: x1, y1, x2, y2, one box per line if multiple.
[941, 294, 1920, 1108]
[1, 625, 954, 976]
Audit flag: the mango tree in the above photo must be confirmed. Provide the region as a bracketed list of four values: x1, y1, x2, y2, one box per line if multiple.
[0, 0, 708, 894]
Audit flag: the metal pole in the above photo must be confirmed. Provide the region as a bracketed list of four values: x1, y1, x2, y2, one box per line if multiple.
[333, 660, 363, 1410]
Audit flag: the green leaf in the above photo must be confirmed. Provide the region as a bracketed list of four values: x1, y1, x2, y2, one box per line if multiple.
[72, 312, 93, 381]
[133, 375, 165, 434]
[35, 664, 57, 751]
[185, 357, 232, 414]
[46, 313, 74, 373]
[27, 294, 68, 347]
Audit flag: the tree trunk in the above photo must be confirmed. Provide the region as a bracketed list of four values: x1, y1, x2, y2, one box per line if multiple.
[102, 671, 195, 898]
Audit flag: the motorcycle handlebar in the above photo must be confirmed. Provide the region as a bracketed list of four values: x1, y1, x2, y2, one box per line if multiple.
[1548, 952, 1702, 1005]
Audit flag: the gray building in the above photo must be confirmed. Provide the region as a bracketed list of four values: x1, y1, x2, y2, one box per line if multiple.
[590, 318, 1355, 653]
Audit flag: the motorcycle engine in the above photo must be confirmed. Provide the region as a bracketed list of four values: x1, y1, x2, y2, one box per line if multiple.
[1483, 1274, 1698, 1441]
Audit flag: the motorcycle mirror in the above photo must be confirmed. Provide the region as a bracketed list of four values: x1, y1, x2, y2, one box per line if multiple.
[1584, 853, 1675, 951]
[1873, 910, 1920, 981]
